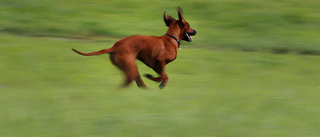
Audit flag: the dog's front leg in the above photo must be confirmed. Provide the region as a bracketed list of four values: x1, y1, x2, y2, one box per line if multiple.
[159, 71, 168, 89]
[144, 60, 169, 89]
[154, 58, 169, 89]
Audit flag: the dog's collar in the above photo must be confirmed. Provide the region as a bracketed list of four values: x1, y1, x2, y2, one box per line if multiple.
[165, 33, 181, 49]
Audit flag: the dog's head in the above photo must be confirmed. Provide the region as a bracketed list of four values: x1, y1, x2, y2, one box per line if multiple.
[163, 7, 197, 42]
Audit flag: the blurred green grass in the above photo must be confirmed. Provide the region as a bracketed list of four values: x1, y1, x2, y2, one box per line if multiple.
[1, 0, 320, 53]
[1, 0, 320, 136]
[1, 33, 320, 136]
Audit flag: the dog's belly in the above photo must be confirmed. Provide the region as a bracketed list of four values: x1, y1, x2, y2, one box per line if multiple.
[136, 51, 156, 67]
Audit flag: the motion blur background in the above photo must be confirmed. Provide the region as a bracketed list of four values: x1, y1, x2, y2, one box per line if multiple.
[1, 0, 320, 136]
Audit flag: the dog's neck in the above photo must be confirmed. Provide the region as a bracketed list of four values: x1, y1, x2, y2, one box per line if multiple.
[165, 25, 182, 49]
[165, 33, 181, 49]
[166, 25, 182, 39]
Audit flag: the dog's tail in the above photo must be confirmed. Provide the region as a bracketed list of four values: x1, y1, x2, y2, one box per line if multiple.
[72, 48, 114, 56]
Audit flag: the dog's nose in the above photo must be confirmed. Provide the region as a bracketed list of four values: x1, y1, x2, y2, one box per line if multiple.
[191, 30, 197, 36]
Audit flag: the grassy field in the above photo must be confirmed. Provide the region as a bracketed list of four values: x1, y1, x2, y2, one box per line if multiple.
[1, 0, 320, 136]
[1, 0, 320, 53]
[1, 34, 320, 137]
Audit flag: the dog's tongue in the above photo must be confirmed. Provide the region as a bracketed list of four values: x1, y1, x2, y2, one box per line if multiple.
[189, 35, 193, 42]
[187, 34, 193, 42]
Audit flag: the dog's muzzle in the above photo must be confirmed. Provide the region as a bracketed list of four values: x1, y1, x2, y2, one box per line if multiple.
[183, 30, 197, 42]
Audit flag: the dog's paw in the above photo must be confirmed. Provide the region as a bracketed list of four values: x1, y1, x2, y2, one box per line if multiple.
[159, 82, 166, 89]
[144, 74, 153, 78]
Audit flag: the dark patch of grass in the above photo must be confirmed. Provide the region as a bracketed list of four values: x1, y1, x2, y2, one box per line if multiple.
[81, 22, 113, 36]
[282, 13, 309, 25]
[298, 49, 320, 56]
[271, 47, 291, 54]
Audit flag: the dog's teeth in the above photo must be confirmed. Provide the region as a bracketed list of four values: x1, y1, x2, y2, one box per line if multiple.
[187, 34, 192, 42]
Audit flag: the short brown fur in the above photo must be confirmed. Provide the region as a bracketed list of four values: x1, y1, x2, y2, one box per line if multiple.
[72, 8, 196, 89]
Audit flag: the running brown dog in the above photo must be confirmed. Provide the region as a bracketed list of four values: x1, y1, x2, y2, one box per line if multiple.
[72, 7, 197, 89]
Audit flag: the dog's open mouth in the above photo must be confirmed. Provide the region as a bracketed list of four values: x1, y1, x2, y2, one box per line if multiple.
[183, 30, 196, 42]
[184, 33, 193, 42]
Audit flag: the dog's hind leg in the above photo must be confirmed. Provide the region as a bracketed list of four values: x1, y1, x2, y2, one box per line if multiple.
[135, 75, 148, 89]
[110, 54, 147, 88]
[122, 65, 147, 88]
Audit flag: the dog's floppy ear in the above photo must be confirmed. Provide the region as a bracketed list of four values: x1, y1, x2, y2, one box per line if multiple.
[163, 11, 175, 27]
[177, 7, 185, 28]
